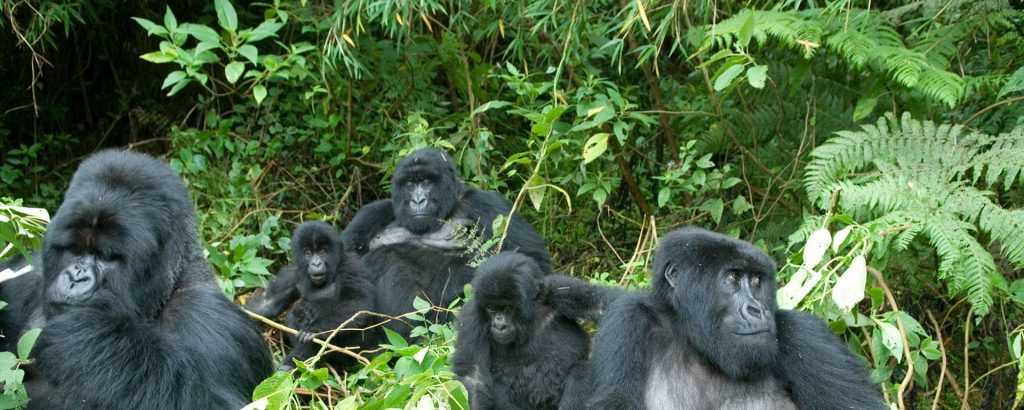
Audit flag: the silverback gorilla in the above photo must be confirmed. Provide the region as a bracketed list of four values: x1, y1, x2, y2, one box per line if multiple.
[246, 220, 376, 370]
[452, 253, 590, 410]
[8, 150, 273, 409]
[587, 227, 885, 409]
[341, 147, 552, 337]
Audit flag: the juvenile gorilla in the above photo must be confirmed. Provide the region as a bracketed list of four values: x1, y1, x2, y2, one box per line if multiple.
[587, 227, 885, 409]
[342, 148, 552, 337]
[246, 221, 376, 369]
[452, 253, 589, 410]
[29, 150, 273, 409]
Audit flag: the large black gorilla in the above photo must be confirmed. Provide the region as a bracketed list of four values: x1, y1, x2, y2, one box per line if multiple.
[341, 147, 552, 337]
[587, 227, 885, 409]
[3, 150, 273, 409]
[452, 253, 589, 410]
[246, 220, 376, 370]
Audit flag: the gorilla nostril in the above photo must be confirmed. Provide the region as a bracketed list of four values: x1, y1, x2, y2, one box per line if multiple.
[746, 304, 762, 318]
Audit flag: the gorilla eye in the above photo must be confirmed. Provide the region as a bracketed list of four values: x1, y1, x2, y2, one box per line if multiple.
[318, 249, 327, 255]
[752, 275, 762, 288]
[304, 250, 312, 256]
[728, 272, 739, 284]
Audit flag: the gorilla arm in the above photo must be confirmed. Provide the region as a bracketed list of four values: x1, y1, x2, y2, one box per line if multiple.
[340, 199, 396, 254]
[462, 189, 553, 275]
[587, 294, 657, 410]
[539, 274, 626, 324]
[774, 310, 886, 409]
[245, 265, 300, 318]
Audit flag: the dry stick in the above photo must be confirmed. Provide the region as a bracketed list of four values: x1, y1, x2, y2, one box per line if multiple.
[867, 266, 913, 410]
[243, 309, 370, 366]
[927, 310, 948, 410]
[962, 307, 973, 410]
[960, 95, 1024, 126]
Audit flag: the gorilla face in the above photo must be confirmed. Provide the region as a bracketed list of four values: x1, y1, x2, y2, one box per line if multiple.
[391, 148, 465, 234]
[470, 253, 543, 347]
[655, 228, 779, 380]
[483, 304, 518, 345]
[41, 150, 186, 319]
[291, 221, 342, 288]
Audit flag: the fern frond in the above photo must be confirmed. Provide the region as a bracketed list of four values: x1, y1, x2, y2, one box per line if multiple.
[825, 29, 873, 68]
[804, 113, 1024, 316]
[875, 46, 928, 88]
[915, 65, 966, 108]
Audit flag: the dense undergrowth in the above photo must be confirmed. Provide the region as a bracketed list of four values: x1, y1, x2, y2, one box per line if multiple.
[2, 0, 1024, 408]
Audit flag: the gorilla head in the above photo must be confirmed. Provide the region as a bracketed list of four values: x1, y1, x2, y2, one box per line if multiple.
[41, 150, 198, 318]
[470, 252, 543, 346]
[390, 147, 466, 234]
[290, 221, 342, 288]
[652, 227, 779, 380]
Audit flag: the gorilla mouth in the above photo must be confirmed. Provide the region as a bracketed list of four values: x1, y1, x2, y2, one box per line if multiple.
[492, 330, 515, 345]
[310, 272, 326, 282]
[733, 328, 772, 336]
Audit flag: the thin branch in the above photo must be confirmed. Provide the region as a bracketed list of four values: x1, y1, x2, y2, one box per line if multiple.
[868, 266, 913, 410]
[926, 310, 947, 410]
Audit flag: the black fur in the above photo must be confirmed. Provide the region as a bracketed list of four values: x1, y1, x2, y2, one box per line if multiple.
[587, 227, 884, 409]
[452, 253, 589, 410]
[341, 147, 552, 338]
[24, 150, 273, 409]
[246, 221, 376, 369]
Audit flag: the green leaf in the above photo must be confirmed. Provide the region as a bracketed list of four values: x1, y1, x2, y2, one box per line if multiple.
[132, 17, 168, 36]
[163, 6, 178, 32]
[161, 70, 187, 90]
[853, 96, 877, 122]
[250, 371, 292, 410]
[714, 63, 744, 92]
[471, 100, 512, 116]
[877, 321, 904, 362]
[526, 175, 545, 211]
[738, 11, 755, 48]
[998, 66, 1024, 98]
[697, 198, 725, 224]
[181, 23, 221, 44]
[139, 51, 176, 64]
[731, 195, 753, 215]
[244, 19, 283, 42]
[17, 328, 41, 360]
[582, 133, 609, 164]
[167, 78, 191, 96]
[225, 61, 245, 84]
[657, 187, 671, 208]
[237, 45, 259, 65]
[253, 85, 267, 105]
[746, 65, 767, 89]
[214, 0, 238, 32]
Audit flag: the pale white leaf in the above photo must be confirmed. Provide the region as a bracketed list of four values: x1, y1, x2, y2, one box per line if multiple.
[802, 228, 831, 269]
[832, 225, 853, 252]
[832, 255, 867, 312]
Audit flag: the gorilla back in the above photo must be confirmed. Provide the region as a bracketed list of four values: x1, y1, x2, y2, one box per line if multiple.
[33, 150, 273, 409]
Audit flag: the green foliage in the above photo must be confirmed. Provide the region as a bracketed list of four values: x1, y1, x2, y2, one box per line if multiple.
[805, 113, 1024, 316]
[0, 199, 49, 260]
[0, 329, 42, 409]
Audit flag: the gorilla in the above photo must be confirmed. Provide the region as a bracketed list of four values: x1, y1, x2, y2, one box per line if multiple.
[587, 227, 885, 409]
[5, 150, 274, 409]
[246, 220, 376, 370]
[341, 147, 552, 337]
[452, 253, 589, 410]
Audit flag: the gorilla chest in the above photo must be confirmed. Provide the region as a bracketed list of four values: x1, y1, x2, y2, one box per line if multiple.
[644, 347, 796, 410]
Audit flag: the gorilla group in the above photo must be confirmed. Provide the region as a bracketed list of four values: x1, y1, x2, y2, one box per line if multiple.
[341, 147, 552, 337]
[0, 150, 273, 409]
[246, 220, 376, 370]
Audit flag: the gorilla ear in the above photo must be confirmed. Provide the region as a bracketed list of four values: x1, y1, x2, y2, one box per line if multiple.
[664, 265, 679, 288]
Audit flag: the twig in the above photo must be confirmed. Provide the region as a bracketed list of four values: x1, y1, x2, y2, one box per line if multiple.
[243, 309, 370, 365]
[926, 310, 947, 410]
[961, 96, 1024, 126]
[962, 306, 973, 410]
[868, 266, 913, 410]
